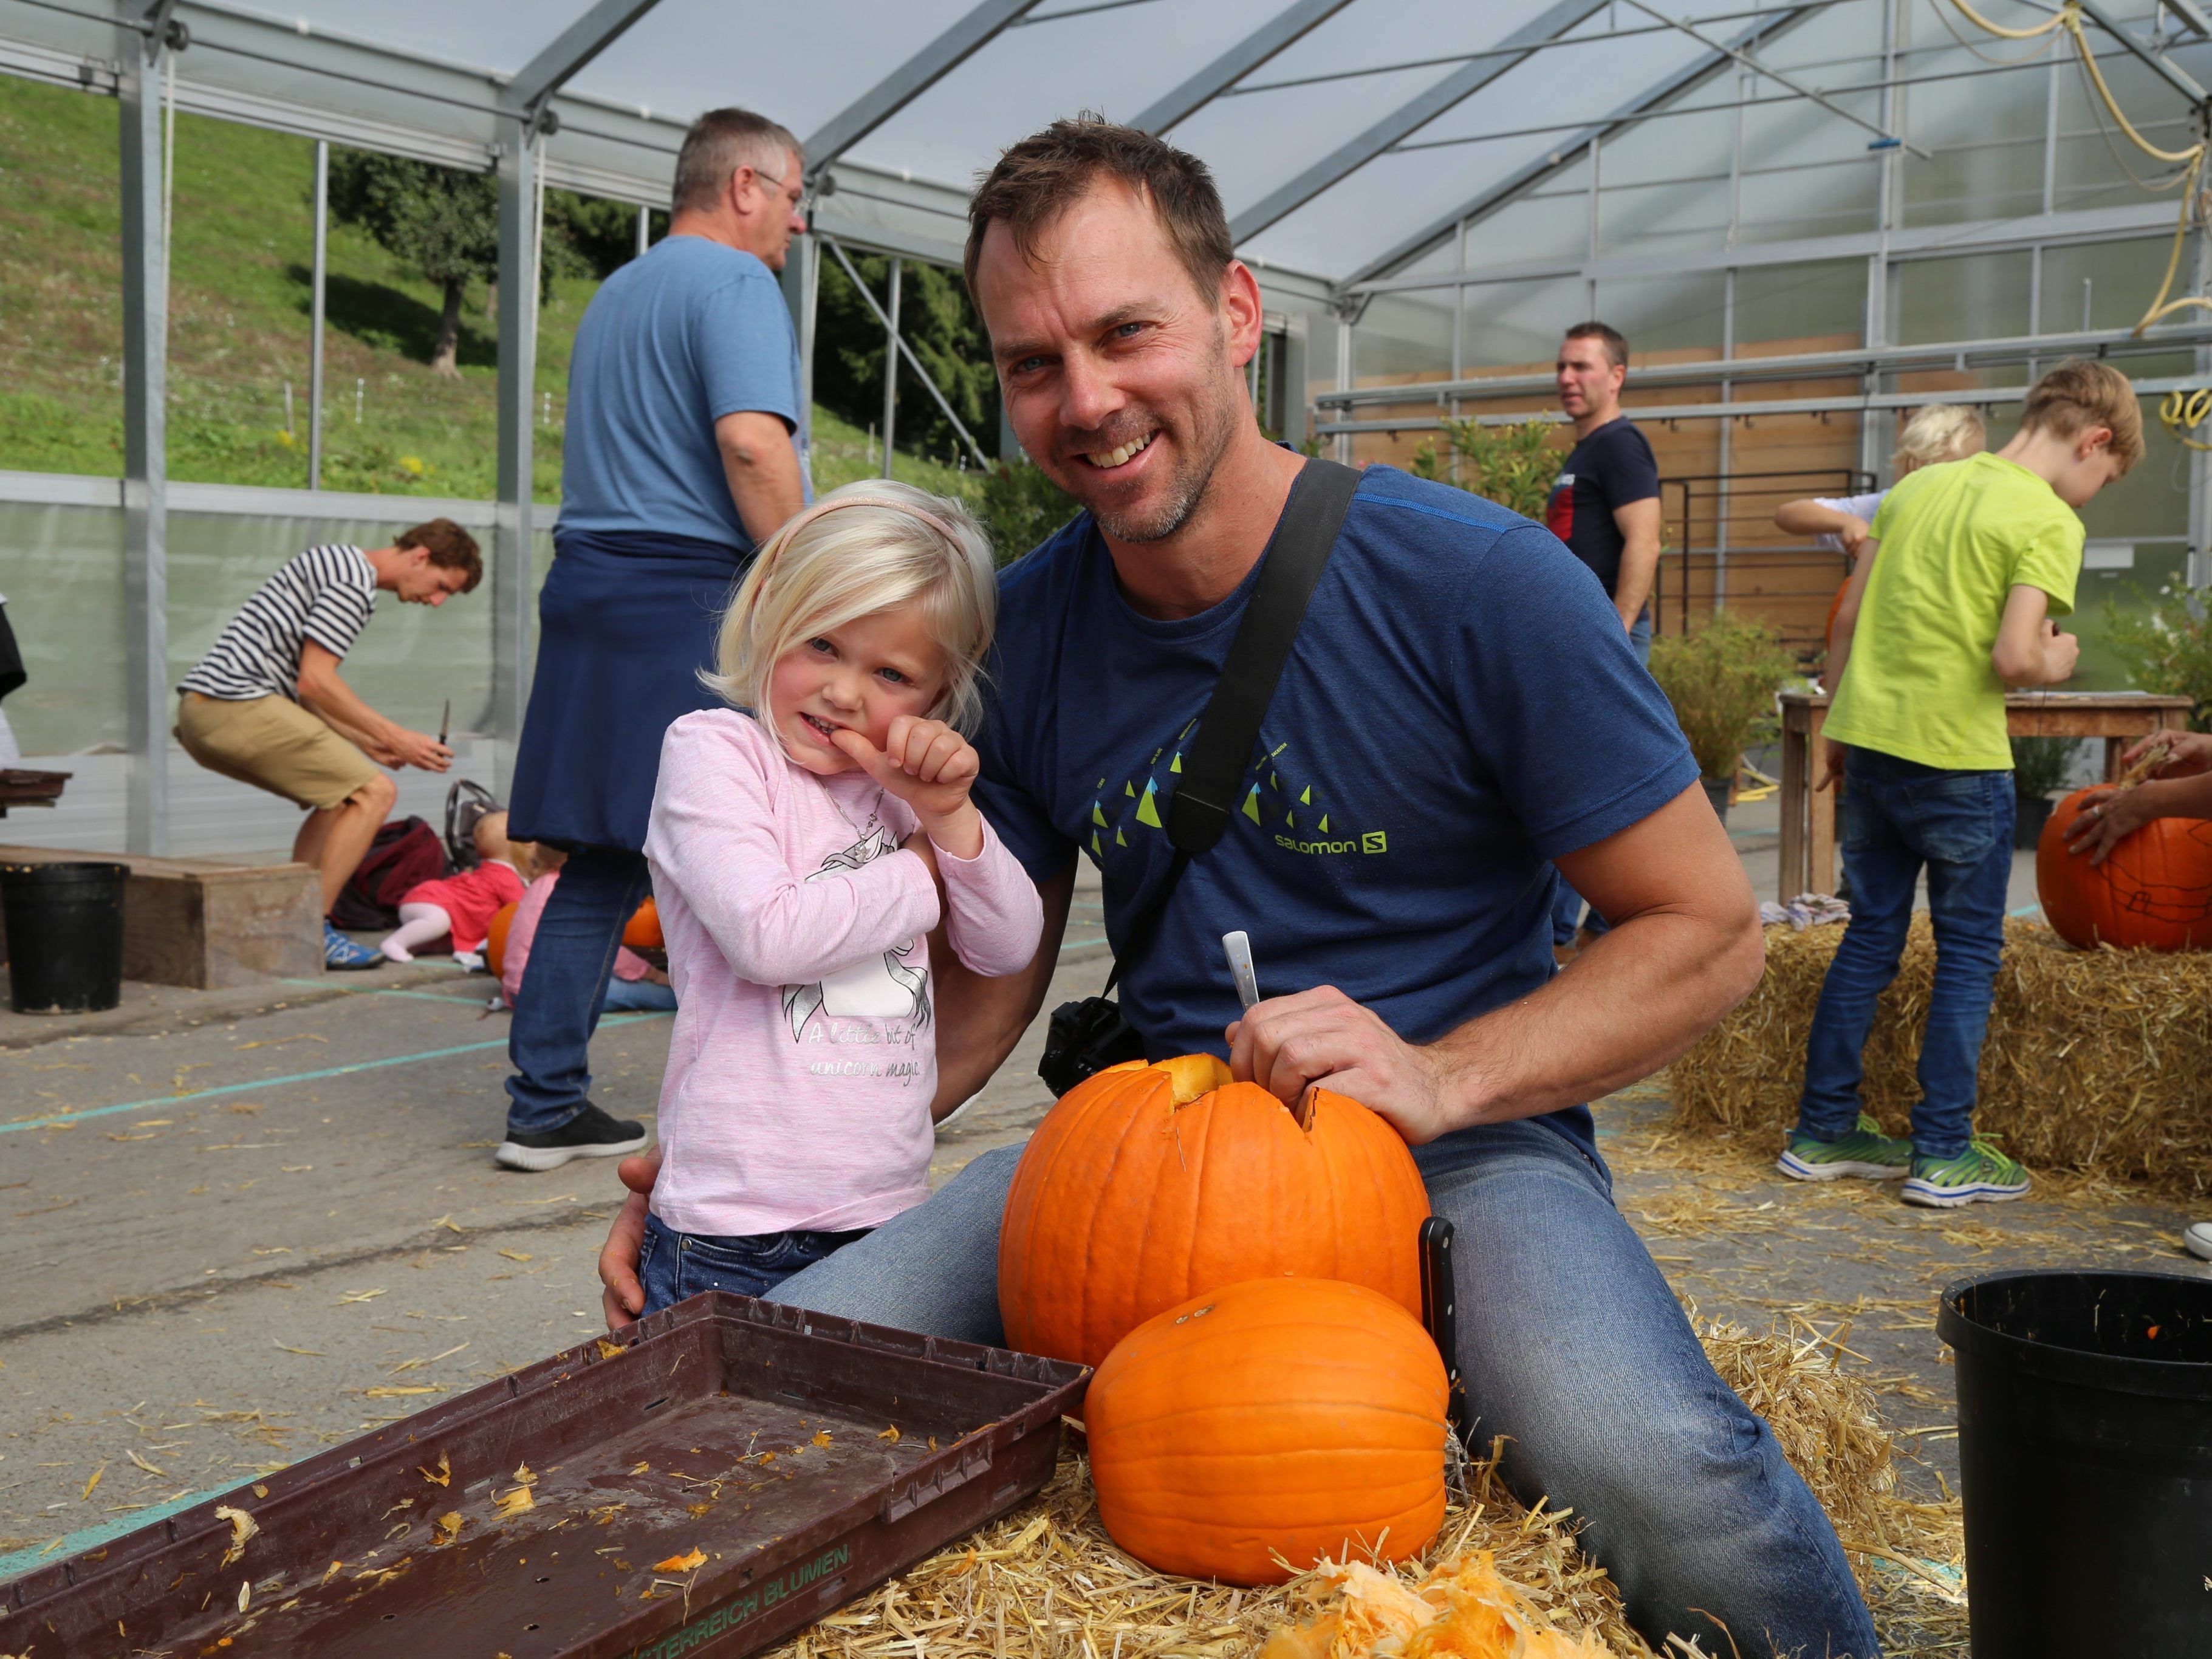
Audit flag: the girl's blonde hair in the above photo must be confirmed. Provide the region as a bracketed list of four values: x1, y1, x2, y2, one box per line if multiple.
[1894, 403, 1985, 470]
[703, 480, 998, 744]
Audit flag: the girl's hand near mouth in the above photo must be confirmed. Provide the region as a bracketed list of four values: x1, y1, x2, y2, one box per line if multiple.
[830, 716, 985, 858]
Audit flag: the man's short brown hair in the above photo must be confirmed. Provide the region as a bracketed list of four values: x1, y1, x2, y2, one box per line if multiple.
[1564, 321, 1629, 371]
[397, 518, 482, 592]
[2021, 357, 2145, 475]
[965, 116, 1233, 310]
[673, 107, 800, 216]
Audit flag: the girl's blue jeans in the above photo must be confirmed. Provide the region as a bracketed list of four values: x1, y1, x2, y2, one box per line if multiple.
[1795, 745, 2015, 1159]
[758, 1120, 1878, 1658]
[639, 1212, 869, 1313]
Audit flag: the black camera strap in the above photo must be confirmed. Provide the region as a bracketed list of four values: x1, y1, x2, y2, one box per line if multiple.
[1096, 454, 1360, 997]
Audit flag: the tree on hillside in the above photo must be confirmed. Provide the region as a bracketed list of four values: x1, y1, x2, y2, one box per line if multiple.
[327, 151, 499, 377]
[816, 253, 998, 462]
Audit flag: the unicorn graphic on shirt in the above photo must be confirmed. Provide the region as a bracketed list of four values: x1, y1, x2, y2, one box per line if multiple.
[780, 824, 931, 1040]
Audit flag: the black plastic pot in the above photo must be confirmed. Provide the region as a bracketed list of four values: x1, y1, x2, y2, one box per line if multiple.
[2014, 792, 2054, 850]
[1701, 776, 1731, 824]
[0, 860, 126, 1014]
[1938, 1270, 2212, 1657]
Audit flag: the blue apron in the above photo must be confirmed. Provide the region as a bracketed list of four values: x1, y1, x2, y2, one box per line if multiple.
[508, 529, 750, 852]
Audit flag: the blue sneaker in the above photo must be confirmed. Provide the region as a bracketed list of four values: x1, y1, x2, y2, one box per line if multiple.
[323, 922, 385, 971]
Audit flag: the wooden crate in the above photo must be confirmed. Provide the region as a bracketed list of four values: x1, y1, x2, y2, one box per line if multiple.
[0, 844, 322, 989]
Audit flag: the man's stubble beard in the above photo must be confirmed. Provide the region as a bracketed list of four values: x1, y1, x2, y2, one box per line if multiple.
[1081, 332, 1243, 546]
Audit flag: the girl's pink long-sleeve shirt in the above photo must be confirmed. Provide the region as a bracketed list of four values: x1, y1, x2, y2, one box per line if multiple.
[642, 710, 1044, 1237]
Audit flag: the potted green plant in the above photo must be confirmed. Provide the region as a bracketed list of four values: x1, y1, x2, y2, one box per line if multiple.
[2008, 734, 2080, 849]
[1409, 417, 1559, 520]
[1646, 613, 1799, 823]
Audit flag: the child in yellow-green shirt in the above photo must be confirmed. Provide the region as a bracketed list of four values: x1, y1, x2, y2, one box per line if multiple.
[1782, 360, 2142, 1207]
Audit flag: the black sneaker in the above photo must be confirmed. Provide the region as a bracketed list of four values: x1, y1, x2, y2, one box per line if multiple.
[495, 1101, 648, 1172]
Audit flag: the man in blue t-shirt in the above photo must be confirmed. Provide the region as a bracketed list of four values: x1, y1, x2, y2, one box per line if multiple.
[598, 121, 1877, 1658]
[498, 107, 810, 1173]
[1547, 322, 1663, 952]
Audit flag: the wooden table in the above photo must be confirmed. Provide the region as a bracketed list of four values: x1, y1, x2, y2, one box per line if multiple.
[1775, 691, 2194, 901]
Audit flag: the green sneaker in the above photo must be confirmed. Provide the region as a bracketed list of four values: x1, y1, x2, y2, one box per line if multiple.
[1777, 1113, 1912, 1182]
[1902, 1138, 2032, 1208]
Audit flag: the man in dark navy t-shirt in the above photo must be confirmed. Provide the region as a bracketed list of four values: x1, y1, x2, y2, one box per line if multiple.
[1547, 322, 1663, 950]
[600, 121, 1877, 1659]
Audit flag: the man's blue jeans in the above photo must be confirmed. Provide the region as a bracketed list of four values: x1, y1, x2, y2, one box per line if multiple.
[765, 1120, 1877, 1657]
[1554, 608, 1654, 945]
[1796, 747, 2014, 1160]
[504, 846, 651, 1134]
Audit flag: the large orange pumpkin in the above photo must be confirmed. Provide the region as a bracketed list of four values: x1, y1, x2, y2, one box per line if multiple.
[1085, 1276, 1448, 1585]
[2036, 788, 2212, 951]
[624, 895, 663, 951]
[998, 1054, 1429, 1367]
[485, 900, 520, 979]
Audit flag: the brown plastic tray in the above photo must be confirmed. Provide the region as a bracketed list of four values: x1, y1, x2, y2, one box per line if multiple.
[4, 1293, 1088, 1657]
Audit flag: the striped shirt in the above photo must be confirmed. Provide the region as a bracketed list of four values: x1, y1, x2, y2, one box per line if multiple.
[179, 544, 378, 702]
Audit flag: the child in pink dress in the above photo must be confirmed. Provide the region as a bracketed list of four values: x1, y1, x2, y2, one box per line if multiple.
[378, 810, 529, 962]
[637, 481, 1042, 1313]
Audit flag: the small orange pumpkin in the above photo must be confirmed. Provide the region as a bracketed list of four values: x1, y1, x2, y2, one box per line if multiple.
[623, 896, 663, 951]
[485, 900, 520, 980]
[998, 1055, 1429, 1367]
[1085, 1276, 1448, 1585]
[2037, 789, 2212, 951]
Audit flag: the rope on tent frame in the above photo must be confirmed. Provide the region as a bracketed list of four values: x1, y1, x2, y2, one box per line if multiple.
[1947, 1, 2212, 452]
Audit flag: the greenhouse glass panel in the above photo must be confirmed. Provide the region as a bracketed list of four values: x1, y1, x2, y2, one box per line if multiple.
[1459, 278, 1586, 373]
[1894, 250, 2033, 344]
[2039, 238, 2182, 335]
[1733, 260, 1867, 352]
[1352, 291, 1455, 387]
[1897, 46, 2048, 227]
[1597, 172, 1733, 258]
[2052, 52, 2199, 217]
[1592, 272, 1726, 358]
[1463, 158, 1592, 274]
[1, 501, 126, 756]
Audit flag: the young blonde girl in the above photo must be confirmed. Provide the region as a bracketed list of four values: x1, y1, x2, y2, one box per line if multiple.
[635, 481, 1042, 1312]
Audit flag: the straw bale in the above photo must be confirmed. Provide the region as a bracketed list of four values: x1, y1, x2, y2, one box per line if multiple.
[761, 1320, 1957, 1659]
[1671, 917, 2212, 1197]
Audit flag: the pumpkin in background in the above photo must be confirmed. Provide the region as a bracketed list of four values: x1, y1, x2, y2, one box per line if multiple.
[485, 901, 520, 980]
[623, 895, 663, 951]
[2036, 789, 2212, 951]
[1085, 1276, 1448, 1585]
[998, 1054, 1429, 1367]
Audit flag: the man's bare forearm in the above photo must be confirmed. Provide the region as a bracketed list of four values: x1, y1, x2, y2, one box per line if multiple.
[716, 411, 806, 545]
[1429, 901, 1763, 1129]
[926, 863, 1074, 1118]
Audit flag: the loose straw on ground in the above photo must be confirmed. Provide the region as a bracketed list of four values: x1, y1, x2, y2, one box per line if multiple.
[758, 1319, 1964, 1659]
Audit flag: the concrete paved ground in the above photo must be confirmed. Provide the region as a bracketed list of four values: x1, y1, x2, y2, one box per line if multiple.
[3, 843, 2202, 1643]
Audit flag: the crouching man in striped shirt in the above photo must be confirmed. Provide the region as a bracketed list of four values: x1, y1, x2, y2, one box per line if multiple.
[175, 521, 479, 969]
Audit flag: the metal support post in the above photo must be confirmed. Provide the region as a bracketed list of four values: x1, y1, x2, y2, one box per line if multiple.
[1281, 318, 1310, 450]
[119, 5, 169, 856]
[2191, 217, 2212, 589]
[881, 258, 902, 479]
[493, 122, 539, 797]
[635, 204, 649, 259]
[309, 139, 327, 490]
[1332, 314, 1354, 463]
[779, 233, 818, 493]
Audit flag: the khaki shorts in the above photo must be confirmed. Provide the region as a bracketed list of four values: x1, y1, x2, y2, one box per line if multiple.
[176, 691, 383, 812]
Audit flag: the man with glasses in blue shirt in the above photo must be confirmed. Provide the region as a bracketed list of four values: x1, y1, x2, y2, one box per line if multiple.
[499, 106, 810, 1172]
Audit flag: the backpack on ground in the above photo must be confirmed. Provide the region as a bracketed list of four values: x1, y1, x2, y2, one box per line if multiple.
[329, 815, 448, 929]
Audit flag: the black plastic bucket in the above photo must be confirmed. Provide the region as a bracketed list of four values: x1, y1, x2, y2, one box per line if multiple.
[1939, 1269, 2212, 1657]
[0, 861, 128, 1014]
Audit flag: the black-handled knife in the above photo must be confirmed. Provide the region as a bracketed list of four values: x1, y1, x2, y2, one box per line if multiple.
[1419, 1215, 1471, 1445]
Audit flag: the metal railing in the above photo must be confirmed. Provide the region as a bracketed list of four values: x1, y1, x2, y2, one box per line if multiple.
[1652, 467, 1873, 654]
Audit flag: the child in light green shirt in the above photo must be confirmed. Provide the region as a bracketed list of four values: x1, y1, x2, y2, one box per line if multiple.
[1784, 360, 2141, 1208]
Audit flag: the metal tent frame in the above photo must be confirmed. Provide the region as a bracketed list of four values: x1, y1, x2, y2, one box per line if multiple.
[2, 0, 2209, 852]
